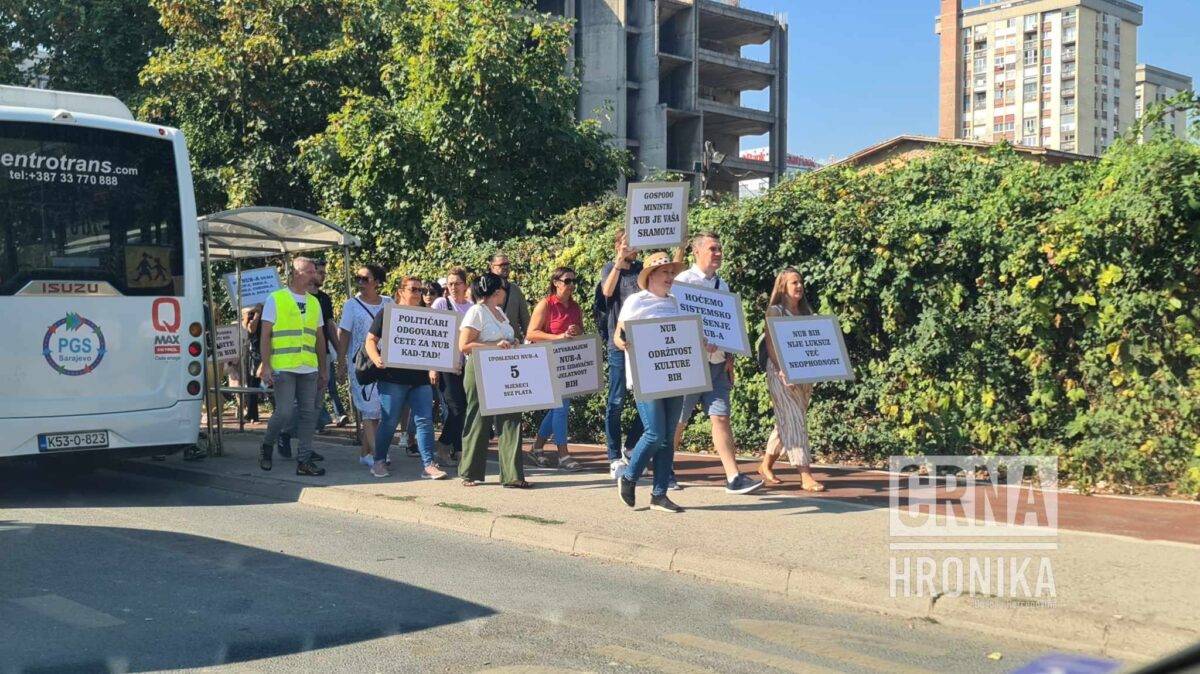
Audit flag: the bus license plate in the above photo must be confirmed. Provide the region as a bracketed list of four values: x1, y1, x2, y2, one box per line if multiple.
[38, 431, 109, 452]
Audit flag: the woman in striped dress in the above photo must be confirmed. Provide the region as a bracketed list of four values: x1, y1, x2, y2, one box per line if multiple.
[760, 267, 825, 491]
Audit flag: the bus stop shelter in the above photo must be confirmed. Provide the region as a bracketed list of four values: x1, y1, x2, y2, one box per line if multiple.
[199, 207, 361, 455]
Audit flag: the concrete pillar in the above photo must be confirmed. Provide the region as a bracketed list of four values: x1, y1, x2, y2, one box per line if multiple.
[770, 20, 789, 186]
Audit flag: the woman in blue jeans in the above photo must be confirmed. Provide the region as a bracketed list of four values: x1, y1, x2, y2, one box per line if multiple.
[363, 275, 447, 480]
[526, 266, 584, 471]
[613, 252, 714, 513]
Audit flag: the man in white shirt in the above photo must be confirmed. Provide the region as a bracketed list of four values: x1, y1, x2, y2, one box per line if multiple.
[673, 232, 763, 495]
[257, 257, 329, 476]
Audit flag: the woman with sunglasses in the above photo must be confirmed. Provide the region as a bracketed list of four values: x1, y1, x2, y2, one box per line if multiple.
[337, 264, 392, 466]
[430, 268, 472, 464]
[526, 266, 584, 471]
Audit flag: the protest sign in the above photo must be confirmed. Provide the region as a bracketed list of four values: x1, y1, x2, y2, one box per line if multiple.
[472, 344, 562, 416]
[670, 281, 750, 356]
[223, 267, 281, 307]
[625, 181, 689, 250]
[766, 315, 855, 384]
[550, 335, 602, 398]
[379, 305, 461, 373]
[625, 316, 712, 401]
[214, 324, 242, 364]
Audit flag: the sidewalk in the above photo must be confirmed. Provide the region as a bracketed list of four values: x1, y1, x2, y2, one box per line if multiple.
[124, 427, 1200, 663]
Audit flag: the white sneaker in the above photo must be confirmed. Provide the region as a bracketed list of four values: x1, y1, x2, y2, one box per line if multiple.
[360, 454, 374, 467]
[609, 458, 628, 480]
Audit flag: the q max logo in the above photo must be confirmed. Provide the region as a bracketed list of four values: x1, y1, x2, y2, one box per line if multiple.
[43, 313, 107, 376]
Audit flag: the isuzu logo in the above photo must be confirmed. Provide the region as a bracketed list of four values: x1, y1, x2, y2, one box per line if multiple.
[17, 281, 120, 296]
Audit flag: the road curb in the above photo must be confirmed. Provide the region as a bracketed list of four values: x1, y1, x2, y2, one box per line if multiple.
[110, 459, 1194, 662]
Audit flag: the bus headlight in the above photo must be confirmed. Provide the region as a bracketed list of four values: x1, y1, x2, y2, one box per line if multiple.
[189, 322, 202, 337]
[188, 342, 202, 357]
[186, 381, 201, 396]
[187, 361, 202, 376]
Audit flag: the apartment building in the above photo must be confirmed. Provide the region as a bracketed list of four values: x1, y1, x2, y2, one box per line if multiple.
[538, 0, 788, 195]
[937, 0, 1141, 156]
[1135, 64, 1193, 141]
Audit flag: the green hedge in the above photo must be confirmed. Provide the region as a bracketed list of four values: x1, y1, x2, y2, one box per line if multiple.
[343, 134, 1200, 495]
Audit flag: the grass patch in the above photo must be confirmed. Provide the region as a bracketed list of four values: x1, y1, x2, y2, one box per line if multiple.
[379, 494, 417, 502]
[502, 514, 565, 526]
[435, 502, 489, 513]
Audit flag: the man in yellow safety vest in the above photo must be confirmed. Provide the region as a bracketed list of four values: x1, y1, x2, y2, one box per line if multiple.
[257, 257, 330, 476]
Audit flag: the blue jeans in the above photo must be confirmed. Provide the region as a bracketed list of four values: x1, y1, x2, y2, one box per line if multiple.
[605, 347, 643, 461]
[537, 399, 570, 444]
[624, 395, 684, 497]
[375, 382, 435, 466]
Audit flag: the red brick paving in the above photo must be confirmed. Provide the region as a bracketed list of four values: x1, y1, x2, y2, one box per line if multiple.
[209, 413, 1200, 546]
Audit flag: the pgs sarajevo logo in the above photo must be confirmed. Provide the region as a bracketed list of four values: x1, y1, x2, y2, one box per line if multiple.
[43, 312, 107, 375]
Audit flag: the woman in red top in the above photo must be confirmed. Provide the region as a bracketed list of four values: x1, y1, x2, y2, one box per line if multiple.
[527, 266, 584, 471]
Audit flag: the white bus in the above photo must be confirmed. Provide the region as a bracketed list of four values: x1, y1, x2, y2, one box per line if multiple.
[0, 86, 204, 465]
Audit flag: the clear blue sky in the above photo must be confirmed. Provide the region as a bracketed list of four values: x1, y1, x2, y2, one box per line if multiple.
[735, 0, 1200, 162]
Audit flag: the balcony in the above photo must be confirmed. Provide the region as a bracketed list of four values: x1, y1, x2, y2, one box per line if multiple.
[716, 154, 774, 181]
[697, 0, 776, 48]
[697, 48, 774, 92]
[698, 98, 773, 137]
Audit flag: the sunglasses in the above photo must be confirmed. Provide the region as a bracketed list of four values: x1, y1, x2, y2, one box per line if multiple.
[558, 277, 578, 285]
[355, 275, 373, 284]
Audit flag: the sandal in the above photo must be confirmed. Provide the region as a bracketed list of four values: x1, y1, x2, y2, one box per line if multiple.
[503, 480, 535, 489]
[760, 473, 783, 486]
[801, 481, 827, 492]
[461, 479, 480, 487]
[527, 448, 553, 468]
[558, 456, 582, 472]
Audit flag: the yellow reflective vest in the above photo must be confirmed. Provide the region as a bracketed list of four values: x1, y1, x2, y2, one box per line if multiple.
[268, 289, 320, 371]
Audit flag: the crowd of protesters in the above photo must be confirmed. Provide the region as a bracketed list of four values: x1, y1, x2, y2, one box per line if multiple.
[252, 238, 822, 512]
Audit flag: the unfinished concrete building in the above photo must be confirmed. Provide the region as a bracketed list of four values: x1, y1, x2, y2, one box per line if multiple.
[538, 0, 788, 196]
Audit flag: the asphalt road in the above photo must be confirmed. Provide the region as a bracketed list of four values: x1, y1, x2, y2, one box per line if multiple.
[0, 467, 1079, 673]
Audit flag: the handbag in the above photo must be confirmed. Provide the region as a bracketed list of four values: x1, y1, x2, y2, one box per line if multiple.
[354, 341, 381, 386]
[755, 332, 771, 373]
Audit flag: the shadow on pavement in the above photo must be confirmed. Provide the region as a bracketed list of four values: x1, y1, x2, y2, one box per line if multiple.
[0, 520, 494, 672]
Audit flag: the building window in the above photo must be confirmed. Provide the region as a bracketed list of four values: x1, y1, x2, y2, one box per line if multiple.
[1024, 80, 1038, 97]
[1023, 118, 1038, 133]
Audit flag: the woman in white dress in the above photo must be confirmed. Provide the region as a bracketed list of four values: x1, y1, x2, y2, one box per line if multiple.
[760, 267, 825, 491]
[337, 265, 393, 465]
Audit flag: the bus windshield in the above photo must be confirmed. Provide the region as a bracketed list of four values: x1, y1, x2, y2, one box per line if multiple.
[0, 120, 184, 297]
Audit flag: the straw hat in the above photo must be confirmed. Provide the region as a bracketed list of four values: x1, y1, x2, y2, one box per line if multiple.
[638, 252, 686, 290]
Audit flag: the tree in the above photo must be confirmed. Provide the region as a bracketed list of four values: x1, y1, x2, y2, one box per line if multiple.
[0, 0, 166, 106]
[301, 0, 629, 260]
[139, 0, 385, 213]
